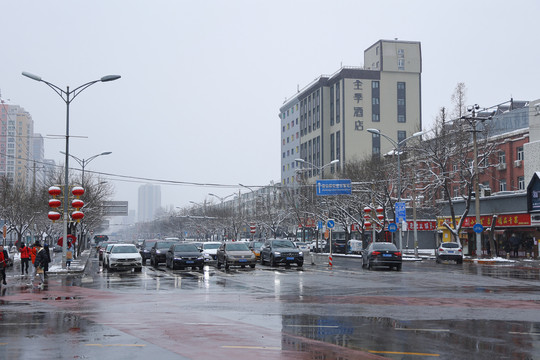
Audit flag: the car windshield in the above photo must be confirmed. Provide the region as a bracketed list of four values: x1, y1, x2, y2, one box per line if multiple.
[112, 245, 138, 253]
[144, 241, 157, 248]
[203, 243, 220, 250]
[174, 244, 199, 252]
[372, 243, 398, 251]
[157, 241, 175, 249]
[226, 243, 249, 251]
[442, 242, 460, 248]
[272, 240, 295, 248]
[251, 242, 263, 249]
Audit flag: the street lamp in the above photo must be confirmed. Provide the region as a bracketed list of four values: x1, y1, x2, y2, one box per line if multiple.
[295, 158, 339, 178]
[208, 193, 235, 204]
[60, 151, 112, 187]
[367, 128, 425, 253]
[22, 71, 120, 269]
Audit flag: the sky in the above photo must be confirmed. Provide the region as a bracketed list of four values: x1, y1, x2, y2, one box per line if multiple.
[1, 0, 539, 215]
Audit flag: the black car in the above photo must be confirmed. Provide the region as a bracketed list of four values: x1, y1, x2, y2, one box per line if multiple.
[139, 239, 158, 265]
[165, 243, 204, 270]
[323, 239, 347, 254]
[150, 240, 178, 267]
[260, 239, 304, 267]
[362, 242, 402, 271]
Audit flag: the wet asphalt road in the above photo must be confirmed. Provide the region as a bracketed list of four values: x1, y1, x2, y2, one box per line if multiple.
[1, 252, 539, 360]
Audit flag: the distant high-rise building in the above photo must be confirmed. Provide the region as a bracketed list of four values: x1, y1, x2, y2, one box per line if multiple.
[138, 184, 161, 222]
[280, 39, 422, 187]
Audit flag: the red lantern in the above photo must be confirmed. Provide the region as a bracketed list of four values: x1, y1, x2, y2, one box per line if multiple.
[377, 214, 385, 221]
[376, 206, 384, 213]
[49, 186, 61, 197]
[71, 211, 84, 222]
[72, 186, 85, 198]
[363, 206, 372, 213]
[49, 199, 61, 208]
[71, 199, 84, 209]
[363, 214, 371, 220]
[48, 211, 61, 223]
[364, 221, 371, 228]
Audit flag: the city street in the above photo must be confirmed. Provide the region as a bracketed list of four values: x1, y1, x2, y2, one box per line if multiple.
[1, 251, 539, 360]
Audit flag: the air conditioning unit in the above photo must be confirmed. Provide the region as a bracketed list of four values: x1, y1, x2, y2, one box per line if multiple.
[514, 160, 522, 168]
[497, 163, 507, 170]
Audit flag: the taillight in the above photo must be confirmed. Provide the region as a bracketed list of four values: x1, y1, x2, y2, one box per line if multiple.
[458, 249, 462, 252]
[372, 251, 381, 255]
[438, 248, 444, 252]
[395, 252, 402, 257]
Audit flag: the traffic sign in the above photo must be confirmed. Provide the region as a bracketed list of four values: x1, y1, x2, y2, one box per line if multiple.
[316, 179, 352, 196]
[395, 202, 406, 223]
[473, 223, 484, 233]
[388, 223, 398, 233]
[327, 219, 335, 229]
[317, 221, 324, 230]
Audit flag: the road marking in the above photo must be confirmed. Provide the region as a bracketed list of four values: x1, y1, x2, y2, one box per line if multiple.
[395, 328, 450, 333]
[369, 350, 440, 357]
[222, 345, 280, 350]
[285, 325, 339, 328]
[0, 323, 43, 326]
[509, 331, 540, 336]
[86, 344, 146, 347]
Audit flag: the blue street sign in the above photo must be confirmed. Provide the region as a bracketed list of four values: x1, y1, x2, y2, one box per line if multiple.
[395, 202, 406, 223]
[327, 219, 335, 229]
[317, 221, 324, 230]
[473, 223, 484, 233]
[316, 179, 352, 196]
[388, 223, 398, 233]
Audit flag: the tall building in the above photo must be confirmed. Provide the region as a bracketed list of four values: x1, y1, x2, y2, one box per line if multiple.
[0, 99, 35, 186]
[138, 184, 161, 222]
[280, 39, 422, 186]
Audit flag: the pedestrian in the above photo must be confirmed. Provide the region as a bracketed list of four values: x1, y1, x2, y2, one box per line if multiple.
[19, 242, 31, 275]
[30, 242, 38, 277]
[43, 243, 51, 278]
[66, 243, 73, 269]
[0, 245, 9, 286]
[32, 242, 48, 289]
[510, 234, 520, 258]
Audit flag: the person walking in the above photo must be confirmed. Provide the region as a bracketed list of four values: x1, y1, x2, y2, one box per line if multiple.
[66, 243, 73, 269]
[43, 243, 51, 278]
[19, 242, 31, 275]
[32, 242, 49, 289]
[0, 245, 8, 286]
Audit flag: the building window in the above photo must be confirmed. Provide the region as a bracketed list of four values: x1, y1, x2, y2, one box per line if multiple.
[518, 176, 525, 190]
[372, 81, 380, 125]
[372, 114, 380, 122]
[397, 131, 406, 144]
[499, 179, 507, 192]
[372, 133, 380, 157]
[397, 82, 406, 123]
[517, 147, 524, 161]
[398, 115, 406, 123]
[336, 131, 341, 163]
[498, 151, 506, 164]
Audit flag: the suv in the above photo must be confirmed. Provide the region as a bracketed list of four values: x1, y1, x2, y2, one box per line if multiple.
[216, 242, 256, 270]
[150, 240, 178, 267]
[106, 244, 142, 272]
[436, 242, 463, 264]
[260, 239, 304, 267]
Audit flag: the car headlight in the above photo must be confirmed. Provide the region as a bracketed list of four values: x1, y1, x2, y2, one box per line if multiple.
[299, 251, 303, 256]
[197, 256, 204, 260]
[274, 252, 281, 256]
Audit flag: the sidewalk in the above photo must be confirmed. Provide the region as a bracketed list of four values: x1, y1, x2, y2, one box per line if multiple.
[7, 248, 92, 275]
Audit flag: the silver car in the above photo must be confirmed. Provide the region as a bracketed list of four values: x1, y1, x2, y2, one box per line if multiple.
[435, 242, 463, 264]
[216, 242, 256, 270]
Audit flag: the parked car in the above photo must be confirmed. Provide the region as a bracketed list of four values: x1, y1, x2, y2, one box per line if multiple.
[310, 239, 326, 252]
[347, 239, 363, 255]
[105, 243, 142, 272]
[247, 240, 264, 260]
[150, 240, 178, 267]
[260, 238, 304, 267]
[103, 243, 118, 269]
[216, 242, 256, 270]
[201, 242, 222, 262]
[435, 242, 463, 264]
[166, 243, 205, 270]
[294, 241, 310, 253]
[98, 242, 114, 261]
[324, 239, 347, 253]
[139, 239, 158, 265]
[362, 242, 402, 271]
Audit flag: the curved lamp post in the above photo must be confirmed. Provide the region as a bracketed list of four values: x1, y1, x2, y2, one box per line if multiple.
[367, 128, 425, 252]
[22, 72, 120, 269]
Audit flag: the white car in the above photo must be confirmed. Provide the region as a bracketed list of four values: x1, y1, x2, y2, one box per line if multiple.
[106, 244, 143, 272]
[201, 242, 222, 262]
[294, 241, 311, 252]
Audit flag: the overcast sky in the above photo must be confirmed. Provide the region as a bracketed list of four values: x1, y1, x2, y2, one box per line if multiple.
[2, 0, 539, 214]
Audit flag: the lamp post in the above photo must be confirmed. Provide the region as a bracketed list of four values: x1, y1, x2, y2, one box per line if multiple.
[22, 71, 120, 269]
[367, 129, 425, 253]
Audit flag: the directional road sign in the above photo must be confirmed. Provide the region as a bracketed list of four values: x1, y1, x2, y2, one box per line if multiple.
[327, 219, 335, 229]
[316, 179, 352, 196]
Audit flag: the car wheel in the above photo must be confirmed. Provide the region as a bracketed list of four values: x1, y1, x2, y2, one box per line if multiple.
[270, 255, 277, 267]
[249, 264, 255, 269]
[396, 264, 402, 271]
[217, 260, 222, 269]
[225, 259, 230, 270]
[134, 267, 142, 273]
[199, 266, 204, 270]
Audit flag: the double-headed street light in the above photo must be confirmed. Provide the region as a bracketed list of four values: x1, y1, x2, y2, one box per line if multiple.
[60, 151, 112, 187]
[295, 158, 339, 178]
[367, 128, 425, 252]
[22, 72, 120, 269]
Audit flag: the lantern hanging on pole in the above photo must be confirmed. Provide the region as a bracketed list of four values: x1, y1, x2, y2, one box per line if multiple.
[72, 186, 85, 198]
[48, 186, 61, 197]
[48, 211, 61, 223]
[49, 198, 61, 209]
[363, 206, 372, 214]
[71, 199, 84, 210]
[71, 211, 84, 223]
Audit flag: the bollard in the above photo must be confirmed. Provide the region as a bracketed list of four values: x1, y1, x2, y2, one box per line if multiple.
[328, 254, 332, 267]
[311, 253, 315, 265]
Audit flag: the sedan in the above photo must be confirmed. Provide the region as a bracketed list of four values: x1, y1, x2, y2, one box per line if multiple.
[260, 238, 303, 267]
[216, 242, 256, 270]
[139, 239, 158, 265]
[166, 243, 204, 270]
[106, 244, 142, 272]
[362, 242, 402, 271]
[435, 242, 463, 264]
[201, 242, 222, 262]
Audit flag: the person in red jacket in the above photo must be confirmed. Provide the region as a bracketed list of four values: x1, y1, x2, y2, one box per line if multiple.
[0, 245, 8, 286]
[19, 242, 31, 275]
